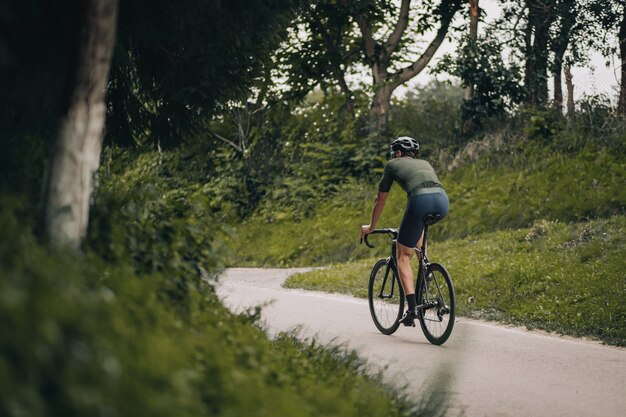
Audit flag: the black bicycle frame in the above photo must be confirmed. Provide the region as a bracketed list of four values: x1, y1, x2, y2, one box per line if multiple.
[378, 238, 398, 300]
[364, 226, 435, 312]
[378, 262, 398, 300]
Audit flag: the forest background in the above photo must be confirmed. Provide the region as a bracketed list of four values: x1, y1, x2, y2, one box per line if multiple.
[0, 0, 624, 416]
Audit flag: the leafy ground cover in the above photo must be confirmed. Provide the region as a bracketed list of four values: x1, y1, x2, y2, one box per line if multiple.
[0, 201, 443, 417]
[225, 142, 626, 267]
[285, 216, 626, 346]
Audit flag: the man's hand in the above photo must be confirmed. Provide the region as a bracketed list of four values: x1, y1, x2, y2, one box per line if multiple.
[360, 224, 373, 240]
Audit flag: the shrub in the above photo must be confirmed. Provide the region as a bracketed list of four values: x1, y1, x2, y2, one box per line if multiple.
[88, 145, 228, 301]
[1, 198, 429, 417]
[523, 108, 565, 142]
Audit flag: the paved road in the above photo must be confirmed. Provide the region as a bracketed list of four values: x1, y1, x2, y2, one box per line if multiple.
[217, 268, 626, 417]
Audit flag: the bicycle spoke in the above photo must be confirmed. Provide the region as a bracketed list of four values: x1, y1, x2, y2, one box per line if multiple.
[418, 263, 455, 345]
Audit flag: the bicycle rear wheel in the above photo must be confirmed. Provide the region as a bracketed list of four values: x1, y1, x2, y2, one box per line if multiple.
[417, 263, 455, 345]
[368, 258, 404, 335]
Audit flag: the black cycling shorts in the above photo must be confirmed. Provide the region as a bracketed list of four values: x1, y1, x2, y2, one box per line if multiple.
[397, 189, 449, 248]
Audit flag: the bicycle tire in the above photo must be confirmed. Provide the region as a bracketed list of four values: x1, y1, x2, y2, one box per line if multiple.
[417, 263, 455, 345]
[368, 258, 405, 335]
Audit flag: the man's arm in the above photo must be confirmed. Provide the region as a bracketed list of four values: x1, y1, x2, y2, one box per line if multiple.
[360, 192, 389, 238]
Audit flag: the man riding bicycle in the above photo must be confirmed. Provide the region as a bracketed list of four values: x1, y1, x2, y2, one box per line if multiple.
[360, 136, 449, 327]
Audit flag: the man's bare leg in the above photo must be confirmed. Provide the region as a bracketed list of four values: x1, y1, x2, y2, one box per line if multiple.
[396, 232, 424, 325]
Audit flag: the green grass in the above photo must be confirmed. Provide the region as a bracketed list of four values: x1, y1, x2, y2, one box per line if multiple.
[224, 143, 626, 267]
[438, 144, 626, 238]
[285, 216, 626, 346]
[220, 180, 375, 266]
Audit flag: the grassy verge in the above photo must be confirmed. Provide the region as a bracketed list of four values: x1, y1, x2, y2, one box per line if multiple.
[1, 199, 443, 417]
[225, 143, 625, 267]
[285, 216, 626, 346]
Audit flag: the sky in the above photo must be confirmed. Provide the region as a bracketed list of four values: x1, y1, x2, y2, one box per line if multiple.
[400, 0, 621, 102]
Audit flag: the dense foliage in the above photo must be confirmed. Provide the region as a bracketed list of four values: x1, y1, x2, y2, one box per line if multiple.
[0, 1, 80, 203]
[1, 201, 427, 416]
[108, 0, 304, 147]
[389, 81, 464, 148]
[436, 34, 524, 133]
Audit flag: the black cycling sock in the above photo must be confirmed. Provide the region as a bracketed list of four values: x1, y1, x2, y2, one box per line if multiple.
[406, 294, 416, 311]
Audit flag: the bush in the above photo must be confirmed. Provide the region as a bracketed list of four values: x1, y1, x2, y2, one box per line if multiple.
[1, 197, 432, 417]
[88, 144, 229, 295]
[523, 108, 564, 142]
[235, 92, 385, 221]
[0, 200, 210, 417]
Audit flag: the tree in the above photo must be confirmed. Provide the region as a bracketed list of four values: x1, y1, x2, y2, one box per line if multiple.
[613, 5, 626, 115]
[523, 0, 557, 107]
[496, 0, 623, 113]
[564, 65, 575, 117]
[585, 0, 626, 115]
[278, 0, 360, 116]
[343, 0, 463, 131]
[280, 0, 462, 133]
[436, 31, 523, 132]
[550, 0, 578, 112]
[107, 0, 305, 148]
[42, 0, 118, 249]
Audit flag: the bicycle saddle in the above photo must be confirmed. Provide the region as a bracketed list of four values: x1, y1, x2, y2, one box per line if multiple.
[422, 213, 442, 226]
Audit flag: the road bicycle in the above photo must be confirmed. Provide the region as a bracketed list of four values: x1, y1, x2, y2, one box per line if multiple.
[361, 214, 455, 345]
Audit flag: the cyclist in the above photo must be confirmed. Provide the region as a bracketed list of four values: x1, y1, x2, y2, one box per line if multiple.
[360, 136, 449, 327]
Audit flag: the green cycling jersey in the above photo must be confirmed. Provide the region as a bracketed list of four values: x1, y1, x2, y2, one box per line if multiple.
[378, 157, 444, 197]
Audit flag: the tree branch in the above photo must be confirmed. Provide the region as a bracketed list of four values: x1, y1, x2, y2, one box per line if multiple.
[339, 0, 378, 62]
[385, 0, 411, 56]
[354, 13, 377, 62]
[392, 9, 455, 87]
[211, 131, 242, 153]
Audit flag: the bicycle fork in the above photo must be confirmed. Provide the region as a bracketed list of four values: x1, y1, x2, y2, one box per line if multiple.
[378, 239, 399, 300]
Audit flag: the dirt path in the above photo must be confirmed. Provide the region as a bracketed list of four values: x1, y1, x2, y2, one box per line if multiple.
[217, 267, 626, 417]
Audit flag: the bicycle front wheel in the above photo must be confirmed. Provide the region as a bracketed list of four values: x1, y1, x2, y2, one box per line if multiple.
[417, 263, 455, 345]
[368, 258, 404, 335]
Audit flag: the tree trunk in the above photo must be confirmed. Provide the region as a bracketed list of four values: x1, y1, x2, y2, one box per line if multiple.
[371, 85, 393, 132]
[463, 0, 479, 102]
[553, 63, 563, 112]
[564, 65, 575, 117]
[552, 0, 576, 113]
[333, 66, 356, 117]
[524, 0, 554, 107]
[44, 0, 118, 249]
[618, 5, 626, 116]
